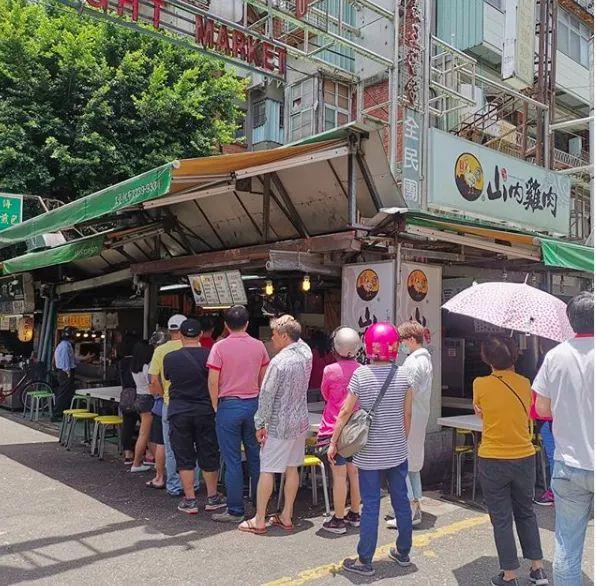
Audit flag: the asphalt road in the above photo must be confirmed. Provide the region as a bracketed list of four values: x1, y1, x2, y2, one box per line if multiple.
[0, 414, 593, 586]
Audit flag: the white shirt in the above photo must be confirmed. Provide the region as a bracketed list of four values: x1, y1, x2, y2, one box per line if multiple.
[132, 364, 151, 395]
[402, 348, 433, 472]
[533, 337, 594, 471]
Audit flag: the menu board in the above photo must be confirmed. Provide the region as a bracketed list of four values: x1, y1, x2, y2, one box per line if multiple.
[57, 313, 93, 329]
[188, 270, 247, 307]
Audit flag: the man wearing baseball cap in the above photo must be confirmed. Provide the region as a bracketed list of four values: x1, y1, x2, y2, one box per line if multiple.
[164, 318, 226, 514]
[149, 313, 199, 496]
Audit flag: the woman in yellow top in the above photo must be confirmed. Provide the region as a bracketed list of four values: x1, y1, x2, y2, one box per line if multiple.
[473, 337, 548, 586]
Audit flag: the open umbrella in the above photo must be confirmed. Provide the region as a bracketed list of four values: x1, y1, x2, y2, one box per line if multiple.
[442, 281, 574, 342]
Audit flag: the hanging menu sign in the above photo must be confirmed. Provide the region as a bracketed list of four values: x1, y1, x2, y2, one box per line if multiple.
[0, 273, 34, 314]
[188, 270, 247, 307]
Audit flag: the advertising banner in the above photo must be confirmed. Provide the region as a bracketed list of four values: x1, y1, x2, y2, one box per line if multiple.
[428, 129, 571, 234]
[396, 261, 442, 432]
[188, 270, 248, 307]
[341, 261, 395, 338]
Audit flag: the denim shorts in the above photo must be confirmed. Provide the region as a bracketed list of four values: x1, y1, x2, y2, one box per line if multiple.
[333, 453, 353, 466]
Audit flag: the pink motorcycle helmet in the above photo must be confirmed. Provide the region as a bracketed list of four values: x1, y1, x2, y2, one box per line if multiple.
[363, 322, 400, 362]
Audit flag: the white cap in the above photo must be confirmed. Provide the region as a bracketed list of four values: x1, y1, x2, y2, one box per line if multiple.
[167, 314, 186, 331]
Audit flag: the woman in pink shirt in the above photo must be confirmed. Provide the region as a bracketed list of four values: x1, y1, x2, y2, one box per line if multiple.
[317, 327, 361, 535]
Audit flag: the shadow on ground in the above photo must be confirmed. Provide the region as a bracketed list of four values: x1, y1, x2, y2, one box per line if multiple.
[453, 555, 594, 586]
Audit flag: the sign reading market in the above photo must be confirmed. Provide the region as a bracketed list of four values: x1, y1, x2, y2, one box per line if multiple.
[82, 0, 287, 79]
[428, 129, 571, 235]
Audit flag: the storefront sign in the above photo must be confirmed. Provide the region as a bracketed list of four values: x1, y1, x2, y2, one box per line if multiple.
[188, 270, 247, 307]
[57, 313, 93, 330]
[428, 129, 571, 234]
[396, 261, 442, 431]
[0, 273, 34, 314]
[502, 0, 535, 88]
[402, 108, 423, 208]
[0, 194, 22, 232]
[341, 261, 395, 339]
[79, 0, 287, 79]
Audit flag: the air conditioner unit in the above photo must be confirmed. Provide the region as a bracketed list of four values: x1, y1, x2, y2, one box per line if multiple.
[26, 233, 66, 252]
[484, 119, 518, 145]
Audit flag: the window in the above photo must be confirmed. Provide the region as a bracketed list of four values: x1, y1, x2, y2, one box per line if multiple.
[558, 9, 591, 67]
[289, 77, 315, 141]
[252, 100, 266, 129]
[484, 0, 503, 11]
[322, 79, 350, 131]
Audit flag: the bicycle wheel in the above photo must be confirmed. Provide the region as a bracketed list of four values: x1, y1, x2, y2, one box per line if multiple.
[21, 381, 54, 411]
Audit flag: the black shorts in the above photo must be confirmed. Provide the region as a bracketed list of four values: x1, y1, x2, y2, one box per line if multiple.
[135, 394, 154, 414]
[150, 415, 164, 445]
[168, 411, 220, 472]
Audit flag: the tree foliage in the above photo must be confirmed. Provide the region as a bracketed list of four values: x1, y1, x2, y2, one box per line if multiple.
[0, 0, 246, 202]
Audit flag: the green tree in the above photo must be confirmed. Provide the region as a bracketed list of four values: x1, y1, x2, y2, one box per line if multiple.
[0, 0, 246, 202]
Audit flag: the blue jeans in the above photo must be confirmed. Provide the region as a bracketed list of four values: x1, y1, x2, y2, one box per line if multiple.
[539, 421, 555, 486]
[551, 461, 594, 585]
[358, 461, 412, 565]
[162, 402, 200, 495]
[406, 471, 422, 500]
[215, 398, 260, 517]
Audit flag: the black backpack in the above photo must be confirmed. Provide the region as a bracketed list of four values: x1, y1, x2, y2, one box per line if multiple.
[119, 386, 137, 414]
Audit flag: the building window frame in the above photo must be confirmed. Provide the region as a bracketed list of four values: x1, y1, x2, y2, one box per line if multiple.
[288, 77, 316, 142]
[558, 8, 591, 68]
[252, 100, 267, 129]
[322, 79, 351, 131]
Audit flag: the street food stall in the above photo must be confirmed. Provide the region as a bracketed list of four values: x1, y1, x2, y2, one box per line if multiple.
[0, 273, 37, 410]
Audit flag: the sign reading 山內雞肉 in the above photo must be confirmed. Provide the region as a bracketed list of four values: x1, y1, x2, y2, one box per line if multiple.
[428, 129, 571, 235]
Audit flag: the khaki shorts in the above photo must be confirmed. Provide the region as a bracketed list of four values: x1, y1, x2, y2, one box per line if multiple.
[260, 433, 306, 473]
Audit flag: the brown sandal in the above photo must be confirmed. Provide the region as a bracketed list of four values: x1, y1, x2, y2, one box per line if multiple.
[238, 519, 267, 535]
[267, 513, 294, 531]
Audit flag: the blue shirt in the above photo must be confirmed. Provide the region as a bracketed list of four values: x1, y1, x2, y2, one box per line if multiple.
[54, 340, 75, 372]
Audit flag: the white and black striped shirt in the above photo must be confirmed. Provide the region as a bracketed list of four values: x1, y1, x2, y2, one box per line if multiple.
[348, 364, 411, 470]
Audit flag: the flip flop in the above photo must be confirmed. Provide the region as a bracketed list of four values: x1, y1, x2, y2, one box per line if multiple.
[267, 513, 294, 531]
[145, 480, 165, 489]
[238, 519, 267, 535]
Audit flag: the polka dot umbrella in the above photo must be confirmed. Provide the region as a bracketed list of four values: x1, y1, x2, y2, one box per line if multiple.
[442, 281, 575, 342]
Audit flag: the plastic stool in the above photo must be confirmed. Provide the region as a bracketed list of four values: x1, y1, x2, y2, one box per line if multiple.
[23, 390, 55, 421]
[278, 454, 330, 516]
[70, 395, 91, 410]
[66, 412, 98, 450]
[59, 409, 89, 444]
[91, 415, 123, 459]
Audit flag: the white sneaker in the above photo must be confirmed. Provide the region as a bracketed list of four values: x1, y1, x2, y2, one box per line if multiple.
[412, 506, 422, 527]
[386, 517, 397, 529]
[130, 465, 151, 473]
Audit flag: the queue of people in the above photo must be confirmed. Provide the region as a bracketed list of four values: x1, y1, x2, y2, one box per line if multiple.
[101, 290, 592, 585]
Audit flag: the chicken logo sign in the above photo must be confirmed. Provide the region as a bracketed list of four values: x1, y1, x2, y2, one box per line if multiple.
[407, 270, 428, 303]
[356, 269, 380, 302]
[454, 153, 484, 201]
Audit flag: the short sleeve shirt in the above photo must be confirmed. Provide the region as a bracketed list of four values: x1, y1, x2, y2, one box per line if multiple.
[163, 346, 212, 417]
[207, 332, 270, 398]
[148, 340, 182, 404]
[533, 337, 594, 470]
[348, 364, 410, 470]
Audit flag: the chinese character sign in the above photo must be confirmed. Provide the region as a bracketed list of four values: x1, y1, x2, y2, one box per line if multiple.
[341, 261, 395, 341]
[402, 108, 423, 208]
[429, 129, 571, 234]
[0, 194, 22, 232]
[396, 261, 442, 431]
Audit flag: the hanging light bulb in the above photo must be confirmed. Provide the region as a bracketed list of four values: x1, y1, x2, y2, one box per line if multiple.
[301, 275, 311, 292]
[265, 280, 274, 296]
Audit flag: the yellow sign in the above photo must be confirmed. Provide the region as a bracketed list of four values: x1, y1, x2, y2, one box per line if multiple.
[57, 313, 92, 330]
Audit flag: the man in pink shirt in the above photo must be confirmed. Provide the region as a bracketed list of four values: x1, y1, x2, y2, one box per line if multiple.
[208, 305, 270, 523]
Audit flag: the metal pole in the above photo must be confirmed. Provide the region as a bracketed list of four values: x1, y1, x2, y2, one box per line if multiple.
[347, 142, 357, 227]
[589, 35, 594, 246]
[142, 281, 150, 340]
[389, 0, 400, 179]
[37, 295, 50, 364]
[263, 174, 271, 242]
[420, 0, 432, 209]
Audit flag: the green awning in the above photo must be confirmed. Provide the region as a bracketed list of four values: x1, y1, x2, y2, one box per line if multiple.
[2, 233, 107, 275]
[0, 164, 172, 246]
[540, 238, 594, 273]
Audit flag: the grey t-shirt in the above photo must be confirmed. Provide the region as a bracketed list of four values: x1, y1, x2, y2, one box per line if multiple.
[348, 364, 411, 470]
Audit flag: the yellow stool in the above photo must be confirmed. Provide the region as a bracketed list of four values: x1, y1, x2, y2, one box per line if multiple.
[59, 409, 89, 445]
[451, 428, 476, 497]
[91, 415, 123, 459]
[278, 454, 331, 516]
[66, 412, 98, 451]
